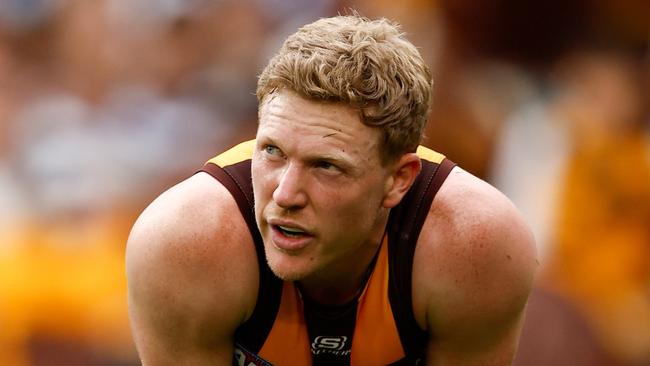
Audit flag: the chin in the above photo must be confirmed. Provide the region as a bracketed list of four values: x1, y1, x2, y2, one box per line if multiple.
[268, 266, 305, 282]
[264, 248, 314, 282]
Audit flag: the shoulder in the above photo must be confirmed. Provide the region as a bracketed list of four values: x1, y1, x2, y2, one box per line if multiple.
[126, 172, 258, 345]
[412, 166, 538, 335]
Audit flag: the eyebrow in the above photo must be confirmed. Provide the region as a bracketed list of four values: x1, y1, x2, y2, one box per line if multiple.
[305, 153, 361, 174]
[307, 154, 346, 163]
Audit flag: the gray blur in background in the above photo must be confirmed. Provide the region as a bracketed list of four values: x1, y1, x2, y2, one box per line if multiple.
[0, 0, 648, 365]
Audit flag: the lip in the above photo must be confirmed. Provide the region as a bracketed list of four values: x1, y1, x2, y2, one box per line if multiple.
[267, 218, 311, 233]
[267, 219, 314, 253]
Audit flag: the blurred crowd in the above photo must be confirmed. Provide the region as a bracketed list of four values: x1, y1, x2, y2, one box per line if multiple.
[0, 0, 647, 365]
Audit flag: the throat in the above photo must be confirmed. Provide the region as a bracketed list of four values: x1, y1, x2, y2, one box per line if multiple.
[297, 281, 363, 307]
[302, 293, 359, 320]
[296, 245, 380, 306]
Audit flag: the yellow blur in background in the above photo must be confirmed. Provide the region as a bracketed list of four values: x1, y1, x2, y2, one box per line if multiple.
[0, 216, 132, 365]
[0, 0, 648, 365]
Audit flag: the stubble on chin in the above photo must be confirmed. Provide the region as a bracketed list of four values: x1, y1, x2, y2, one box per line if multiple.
[263, 245, 307, 282]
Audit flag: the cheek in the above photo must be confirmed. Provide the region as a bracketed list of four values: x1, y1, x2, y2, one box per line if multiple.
[321, 187, 383, 229]
[252, 160, 271, 192]
[252, 161, 273, 213]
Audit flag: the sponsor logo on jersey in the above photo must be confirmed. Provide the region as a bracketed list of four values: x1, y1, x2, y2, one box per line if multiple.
[311, 336, 351, 356]
[234, 343, 273, 366]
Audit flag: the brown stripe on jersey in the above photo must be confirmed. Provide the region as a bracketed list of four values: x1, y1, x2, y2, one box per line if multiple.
[200, 141, 456, 364]
[386, 157, 456, 360]
[199, 160, 284, 353]
[201, 162, 257, 236]
[429, 158, 455, 196]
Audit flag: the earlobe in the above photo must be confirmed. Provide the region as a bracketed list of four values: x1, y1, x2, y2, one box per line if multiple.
[382, 153, 422, 208]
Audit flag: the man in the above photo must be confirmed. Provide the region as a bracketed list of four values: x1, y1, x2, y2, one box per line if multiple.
[126, 14, 537, 365]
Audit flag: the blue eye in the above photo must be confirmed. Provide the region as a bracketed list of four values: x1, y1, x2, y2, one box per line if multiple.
[264, 145, 281, 156]
[316, 161, 337, 171]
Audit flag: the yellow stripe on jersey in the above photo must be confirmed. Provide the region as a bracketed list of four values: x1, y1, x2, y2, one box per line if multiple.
[257, 282, 311, 365]
[416, 145, 445, 164]
[351, 234, 405, 365]
[206, 140, 256, 167]
[254, 235, 405, 366]
[207, 139, 445, 167]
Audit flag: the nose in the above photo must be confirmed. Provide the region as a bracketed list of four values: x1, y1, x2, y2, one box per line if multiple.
[272, 163, 308, 210]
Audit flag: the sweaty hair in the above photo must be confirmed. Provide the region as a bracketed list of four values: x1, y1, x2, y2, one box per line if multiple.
[257, 14, 432, 164]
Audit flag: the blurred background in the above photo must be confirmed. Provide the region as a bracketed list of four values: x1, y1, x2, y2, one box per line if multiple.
[0, 0, 647, 365]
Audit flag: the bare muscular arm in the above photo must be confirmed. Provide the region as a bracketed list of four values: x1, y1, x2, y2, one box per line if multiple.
[126, 172, 258, 365]
[414, 167, 538, 365]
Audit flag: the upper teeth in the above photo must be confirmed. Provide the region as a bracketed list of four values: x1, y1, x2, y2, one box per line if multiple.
[279, 225, 304, 233]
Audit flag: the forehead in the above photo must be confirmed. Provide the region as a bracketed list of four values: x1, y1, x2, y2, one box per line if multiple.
[258, 90, 382, 160]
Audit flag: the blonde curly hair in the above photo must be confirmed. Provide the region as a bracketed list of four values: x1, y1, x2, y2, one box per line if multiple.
[257, 14, 432, 163]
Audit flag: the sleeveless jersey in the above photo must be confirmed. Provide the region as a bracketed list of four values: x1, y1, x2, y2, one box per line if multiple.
[200, 140, 455, 365]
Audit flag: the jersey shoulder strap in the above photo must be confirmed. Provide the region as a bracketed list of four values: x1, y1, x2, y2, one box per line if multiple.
[200, 141, 456, 360]
[199, 140, 283, 353]
[387, 146, 456, 359]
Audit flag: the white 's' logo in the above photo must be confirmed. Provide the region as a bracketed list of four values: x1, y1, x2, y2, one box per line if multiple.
[312, 336, 348, 351]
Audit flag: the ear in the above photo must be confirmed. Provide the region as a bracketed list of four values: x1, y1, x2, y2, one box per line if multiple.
[382, 153, 422, 208]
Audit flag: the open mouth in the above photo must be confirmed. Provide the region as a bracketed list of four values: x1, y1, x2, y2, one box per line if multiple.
[274, 225, 308, 238]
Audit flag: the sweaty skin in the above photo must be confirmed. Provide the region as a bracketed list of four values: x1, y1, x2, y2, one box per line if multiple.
[252, 90, 420, 304]
[126, 90, 537, 365]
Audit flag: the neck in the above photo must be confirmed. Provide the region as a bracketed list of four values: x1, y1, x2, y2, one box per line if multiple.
[298, 227, 386, 305]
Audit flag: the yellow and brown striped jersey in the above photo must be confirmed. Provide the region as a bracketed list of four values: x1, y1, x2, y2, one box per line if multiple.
[201, 140, 455, 365]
